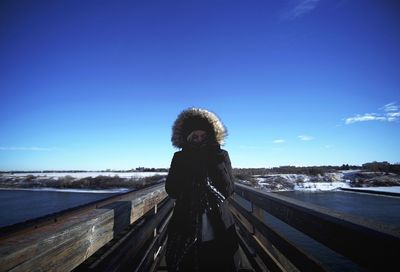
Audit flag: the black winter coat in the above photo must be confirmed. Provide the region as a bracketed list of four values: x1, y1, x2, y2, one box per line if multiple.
[165, 144, 238, 271]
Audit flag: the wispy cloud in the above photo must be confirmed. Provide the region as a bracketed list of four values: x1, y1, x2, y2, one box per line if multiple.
[387, 112, 400, 121]
[298, 135, 314, 141]
[345, 102, 400, 124]
[0, 146, 57, 151]
[273, 139, 286, 144]
[345, 113, 386, 124]
[283, 0, 320, 20]
[381, 102, 399, 112]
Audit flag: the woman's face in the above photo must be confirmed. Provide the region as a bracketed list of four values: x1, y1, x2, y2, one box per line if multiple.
[189, 130, 208, 144]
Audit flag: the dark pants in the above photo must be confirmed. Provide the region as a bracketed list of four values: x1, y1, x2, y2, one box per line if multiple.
[179, 226, 238, 272]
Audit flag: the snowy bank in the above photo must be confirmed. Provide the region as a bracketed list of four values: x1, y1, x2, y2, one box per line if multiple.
[242, 170, 400, 192]
[0, 187, 131, 194]
[1, 171, 167, 179]
[0, 171, 167, 190]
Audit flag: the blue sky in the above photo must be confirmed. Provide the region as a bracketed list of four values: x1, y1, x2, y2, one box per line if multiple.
[0, 0, 399, 170]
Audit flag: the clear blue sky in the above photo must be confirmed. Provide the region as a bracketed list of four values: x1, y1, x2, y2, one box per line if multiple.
[1, 0, 399, 170]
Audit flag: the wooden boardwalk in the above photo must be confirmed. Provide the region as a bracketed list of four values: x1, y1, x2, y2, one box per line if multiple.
[1, 182, 399, 271]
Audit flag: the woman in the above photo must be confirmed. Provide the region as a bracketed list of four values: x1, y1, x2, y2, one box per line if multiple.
[165, 107, 239, 272]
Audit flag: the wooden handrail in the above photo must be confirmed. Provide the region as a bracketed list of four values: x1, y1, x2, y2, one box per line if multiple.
[232, 183, 400, 271]
[0, 184, 169, 272]
[75, 197, 174, 272]
[230, 198, 325, 272]
[3, 181, 398, 272]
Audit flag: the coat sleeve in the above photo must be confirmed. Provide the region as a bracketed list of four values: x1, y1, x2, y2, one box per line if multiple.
[165, 152, 183, 199]
[223, 151, 235, 197]
[209, 149, 235, 199]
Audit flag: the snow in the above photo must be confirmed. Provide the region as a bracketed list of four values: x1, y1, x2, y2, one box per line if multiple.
[251, 170, 399, 192]
[253, 173, 353, 192]
[0, 171, 167, 191]
[1, 171, 167, 179]
[294, 181, 351, 191]
[0, 187, 131, 193]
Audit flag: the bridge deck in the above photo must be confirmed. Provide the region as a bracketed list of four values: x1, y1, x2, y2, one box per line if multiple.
[155, 243, 254, 272]
[1, 183, 399, 272]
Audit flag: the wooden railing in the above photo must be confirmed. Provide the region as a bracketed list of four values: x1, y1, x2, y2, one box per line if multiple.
[0, 183, 172, 272]
[229, 183, 400, 271]
[2, 182, 399, 272]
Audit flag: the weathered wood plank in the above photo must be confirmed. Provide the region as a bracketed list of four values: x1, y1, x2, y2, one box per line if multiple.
[1, 208, 115, 272]
[229, 200, 254, 235]
[229, 198, 326, 272]
[133, 209, 172, 272]
[234, 217, 272, 272]
[80, 199, 174, 272]
[0, 184, 167, 272]
[234, 183, 400, 270]
[253, 228, 299, 272]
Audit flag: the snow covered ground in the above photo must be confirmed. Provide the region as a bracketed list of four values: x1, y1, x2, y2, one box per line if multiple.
[0, 187, 130, 193]
[252, 171, 351, 191]
[0, 171, 167, 190]
[2, 170, 400, 194]
[246, 170, 400, 193]
[294, 181, 351, 191]
[1, 171, 167, 179]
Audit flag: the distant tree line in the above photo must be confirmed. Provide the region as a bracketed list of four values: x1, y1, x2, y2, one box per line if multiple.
[231, 162, 400, 178]
[134, 167, 168, 172]
[232, 165, 359, 177]
[269, 166, 331, 175]
[2, 162, 399, 176]
[0, 174, 166, 190]
[0, 168, 169, 174]
[362, 161, 400, 175]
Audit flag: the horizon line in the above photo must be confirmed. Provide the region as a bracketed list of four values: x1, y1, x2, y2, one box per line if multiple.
[1, 161, 398, 172]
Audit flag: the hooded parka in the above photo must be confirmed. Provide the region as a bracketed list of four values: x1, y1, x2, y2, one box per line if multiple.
[165, 108, 237, 271]
[165, 108, 238, 272]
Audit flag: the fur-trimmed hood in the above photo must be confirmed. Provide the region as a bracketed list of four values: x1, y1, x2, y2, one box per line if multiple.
[171, 107, 228, 148]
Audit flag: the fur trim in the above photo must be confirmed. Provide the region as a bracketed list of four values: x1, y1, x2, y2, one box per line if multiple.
[171, 107, 228, 148]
